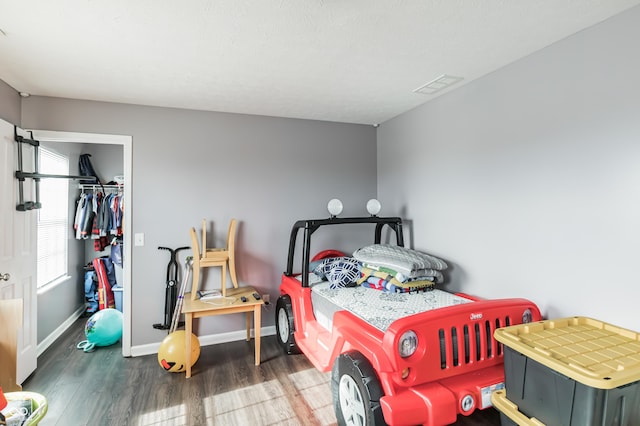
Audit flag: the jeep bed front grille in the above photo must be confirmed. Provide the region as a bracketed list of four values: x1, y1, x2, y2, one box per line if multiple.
[438, 316, 511, 369]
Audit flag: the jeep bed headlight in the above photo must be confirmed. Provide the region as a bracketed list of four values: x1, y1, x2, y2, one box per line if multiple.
[398, 330, 418, 358]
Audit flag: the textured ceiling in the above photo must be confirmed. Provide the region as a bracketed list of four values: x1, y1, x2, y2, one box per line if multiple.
[1, 1, 639, 125]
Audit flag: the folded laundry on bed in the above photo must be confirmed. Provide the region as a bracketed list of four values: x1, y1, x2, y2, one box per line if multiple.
[359, 266, 436, 291]
[361, 277, 434, 293]
[360, 265, 444, 284]
[353, 244, 447, 278]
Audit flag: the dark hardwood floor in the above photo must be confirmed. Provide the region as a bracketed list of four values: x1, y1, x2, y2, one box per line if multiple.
[23, 318, 501, 425]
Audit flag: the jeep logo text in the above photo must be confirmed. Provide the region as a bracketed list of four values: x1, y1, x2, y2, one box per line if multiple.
[470, 313, 483, 320]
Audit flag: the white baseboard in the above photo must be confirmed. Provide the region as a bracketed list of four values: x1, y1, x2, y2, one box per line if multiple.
[130, 325, 277, 357]
[37, 309, 276, 358]
[37, 306, 86, 357]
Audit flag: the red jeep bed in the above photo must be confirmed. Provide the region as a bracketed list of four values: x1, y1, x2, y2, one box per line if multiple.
[276, 215, 541, 426]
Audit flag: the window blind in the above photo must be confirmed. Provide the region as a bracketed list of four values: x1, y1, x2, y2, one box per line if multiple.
[37, 148, 69, 288]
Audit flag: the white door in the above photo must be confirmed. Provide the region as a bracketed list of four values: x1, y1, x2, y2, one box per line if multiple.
[0, 118, 38, 385]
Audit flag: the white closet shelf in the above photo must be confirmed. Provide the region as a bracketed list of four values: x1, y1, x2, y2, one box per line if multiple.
[78, 183, 123, 192]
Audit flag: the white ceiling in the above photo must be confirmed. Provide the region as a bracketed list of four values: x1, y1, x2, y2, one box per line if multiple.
[1, 1, 639, 125]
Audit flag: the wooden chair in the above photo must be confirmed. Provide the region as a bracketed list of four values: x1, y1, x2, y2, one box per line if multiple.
[190, 218, 238, 299]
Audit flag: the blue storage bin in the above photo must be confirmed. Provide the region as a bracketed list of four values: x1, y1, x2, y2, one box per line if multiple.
[112, 285, 123, 312]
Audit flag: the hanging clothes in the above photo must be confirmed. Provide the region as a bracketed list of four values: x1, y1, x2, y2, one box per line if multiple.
[74, 193, 87, 240]
[97, 192, 111, 236]
[110, 193, 123, 235]
[74, 187, 124, 250]
[80, 193, 95, 239]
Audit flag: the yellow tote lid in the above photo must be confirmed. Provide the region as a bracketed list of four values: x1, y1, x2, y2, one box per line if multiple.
[494, 316, 640, 389]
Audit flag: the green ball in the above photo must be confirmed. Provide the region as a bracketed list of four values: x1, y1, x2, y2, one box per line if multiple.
[84, 308, 123, 347]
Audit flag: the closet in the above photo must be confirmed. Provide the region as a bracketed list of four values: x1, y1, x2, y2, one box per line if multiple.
[32, 130, 132, 359]
[75, 182, 124, 314]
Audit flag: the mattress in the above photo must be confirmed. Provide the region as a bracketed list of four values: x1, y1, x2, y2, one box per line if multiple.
[306, 275, 473, 332]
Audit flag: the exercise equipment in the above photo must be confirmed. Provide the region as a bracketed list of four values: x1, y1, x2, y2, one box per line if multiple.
[76, 308, 123, 352]
[157, 330, 200, 373]
[169, 256, 193, 334]
[153, 246, 189, 331]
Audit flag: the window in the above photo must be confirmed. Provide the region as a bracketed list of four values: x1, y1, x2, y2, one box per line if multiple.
[37, 147, 70, 288]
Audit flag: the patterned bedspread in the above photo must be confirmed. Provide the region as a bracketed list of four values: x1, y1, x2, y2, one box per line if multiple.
[309, 278, 473, 332]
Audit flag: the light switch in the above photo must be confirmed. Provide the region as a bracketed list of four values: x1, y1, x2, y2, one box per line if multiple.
[134, 233, 145, 246]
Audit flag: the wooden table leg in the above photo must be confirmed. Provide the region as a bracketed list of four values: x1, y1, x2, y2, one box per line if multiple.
[186, 313, 193, 378]
[246, 312, 251, 341]
[254, 304, 261, 365]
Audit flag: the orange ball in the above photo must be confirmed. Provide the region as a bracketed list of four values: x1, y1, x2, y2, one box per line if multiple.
[157, 331, 200, 373]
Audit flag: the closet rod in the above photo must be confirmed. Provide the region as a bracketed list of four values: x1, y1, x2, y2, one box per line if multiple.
[16, 171, 97, 181]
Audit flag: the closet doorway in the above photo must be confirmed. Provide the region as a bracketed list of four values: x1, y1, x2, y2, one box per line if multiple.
[30, 129, 133, 357]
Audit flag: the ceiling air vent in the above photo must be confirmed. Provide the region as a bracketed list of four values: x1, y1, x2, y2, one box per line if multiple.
[413, 74, 463, 95]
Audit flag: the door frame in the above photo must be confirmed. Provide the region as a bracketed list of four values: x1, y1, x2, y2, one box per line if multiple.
[28, 129, 133, 357]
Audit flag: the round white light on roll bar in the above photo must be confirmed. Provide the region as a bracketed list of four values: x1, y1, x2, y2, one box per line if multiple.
[366, 199, 381, 216]
[327, 199, 343, 217]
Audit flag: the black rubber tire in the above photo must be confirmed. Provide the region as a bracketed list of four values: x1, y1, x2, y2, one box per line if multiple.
[275, 295, 300, 354]
[331, 351, 386, 426]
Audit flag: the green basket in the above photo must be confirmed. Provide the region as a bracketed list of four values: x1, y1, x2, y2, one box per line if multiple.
[5, 391, 48, 426]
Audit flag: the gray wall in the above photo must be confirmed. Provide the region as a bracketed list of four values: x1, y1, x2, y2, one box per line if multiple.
[21, 99, 377, 347]
[0, 79, 20, 125]
[378, 6, 640, 332]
